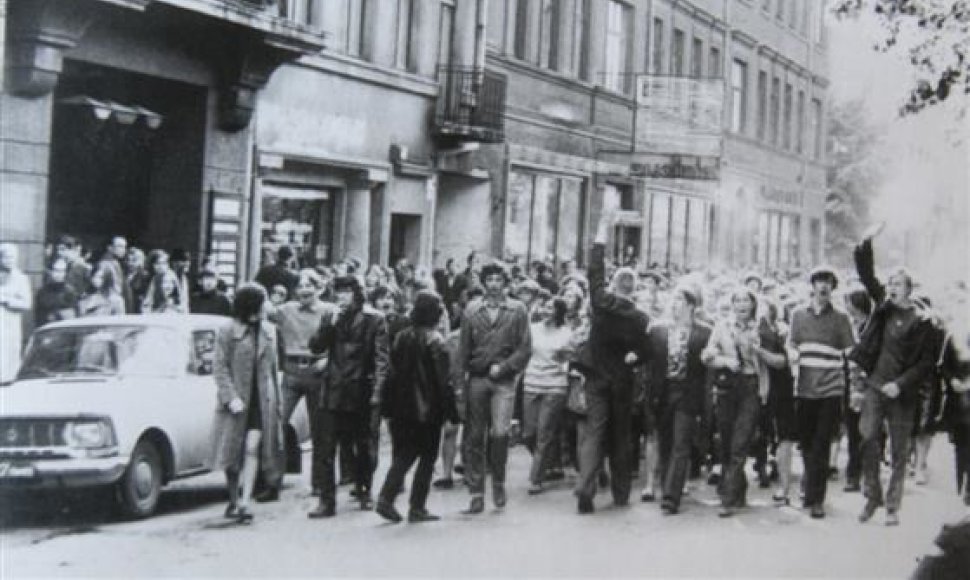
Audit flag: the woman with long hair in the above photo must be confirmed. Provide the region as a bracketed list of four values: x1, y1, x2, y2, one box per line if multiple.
[78, 264, 125, 317]
[211, 283, 284, 523]
[144, 269, 187, 314]
[702, 288, 770, 517]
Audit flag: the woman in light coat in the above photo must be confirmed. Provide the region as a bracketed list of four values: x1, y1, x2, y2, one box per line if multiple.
[211, 283, 284, 522]
[0, 243, 32, 383]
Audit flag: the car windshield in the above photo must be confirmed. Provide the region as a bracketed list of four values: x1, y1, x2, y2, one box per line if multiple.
[16, 325, 182, 380]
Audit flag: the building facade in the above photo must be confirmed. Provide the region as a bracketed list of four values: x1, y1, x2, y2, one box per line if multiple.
[1, 0, 829, 291]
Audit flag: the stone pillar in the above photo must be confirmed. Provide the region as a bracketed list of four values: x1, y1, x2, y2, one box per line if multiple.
[344, 178, 372, 264]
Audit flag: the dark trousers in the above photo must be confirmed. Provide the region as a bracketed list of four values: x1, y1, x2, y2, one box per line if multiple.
[281, 373, 321, 489]
[462, 377, 515, 496]
[845, 408, 863, 484]
[316, 408, 375, 506]
[658, 395, 697, 508]
[522, 392, 566, 485]
[716, 376, 760, 507]
[378, 419, 441, 511]
[576, 375, 633, 504]
[860, 390, 914, 511]
[797, 396, 843, 507]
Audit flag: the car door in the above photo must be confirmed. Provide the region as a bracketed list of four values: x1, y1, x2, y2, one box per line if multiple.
[170, 326, 221, 475]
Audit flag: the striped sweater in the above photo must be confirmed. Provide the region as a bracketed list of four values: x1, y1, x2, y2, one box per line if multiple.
[789, 303, 856, 399]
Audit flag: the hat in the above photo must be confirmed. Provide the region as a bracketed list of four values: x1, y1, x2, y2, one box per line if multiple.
[809, 266, 839, 289]
[743, 272, 763, 287]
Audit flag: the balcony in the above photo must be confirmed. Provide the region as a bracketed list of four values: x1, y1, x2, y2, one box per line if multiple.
[435, 66, 507, 144]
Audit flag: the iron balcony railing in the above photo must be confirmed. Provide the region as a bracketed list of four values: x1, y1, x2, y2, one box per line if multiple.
[435, 66, 507, 143]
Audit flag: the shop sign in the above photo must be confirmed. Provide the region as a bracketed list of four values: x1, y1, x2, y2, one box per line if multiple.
[630, 153, 720, 180]
[635, 75, 724, 157]
[760, 186, 804, 207]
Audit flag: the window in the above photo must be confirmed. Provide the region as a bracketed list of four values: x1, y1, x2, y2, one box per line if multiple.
[789, 0, 799, 29]
[487, 0, 505, 48]
[191, 330, 216, 376]
[790, 215, 802, 267]
[320, 0, 368, 57]
[395, 0, 416, 71]
[618, 183, 635, 210]
[505, 170, 586, 268]
[796, 90, 806, 153]
[811, 98, 823, 159]
[691, 37, 704, 78]
[708, 46, 721, 78]
[730, 59, 748, 133]
[757, 71, 768, 141]
[770, 76, 780, 145]
[783, 82, 793, 150]
[814, 2, 825, 44]
[280, 0, 312, 25]
[809, 218, 821, 265]
[651, 17, 664, 74]
[539, 0, 561, 69]
[602, 0, 632, 93]
[572, 0, 590, 79]
[648, 194, 670, 266]
[514, 0, 530, 60]
[671, 28, 685, 76]
[437, 3, 454, 70]
[800, 0, 809, 35]
[777, 0, 785, 21]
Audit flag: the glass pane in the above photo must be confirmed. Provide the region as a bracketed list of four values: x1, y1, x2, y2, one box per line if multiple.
[756, 211, 770, 268]
[648, 193, 670, 267]
[767, 212, 781, 269]
[669, 196, 688, 269]
[687, 198, 707, 268]
[557, 179, 584, 264]
[261, 194, 333, 269]
[779, 214, 792, 268]
[505, 171, 534, 265]
[531, 175, 560, 264]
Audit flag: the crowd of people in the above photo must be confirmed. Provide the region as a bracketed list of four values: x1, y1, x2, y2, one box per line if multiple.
[1, 207, 968, 528]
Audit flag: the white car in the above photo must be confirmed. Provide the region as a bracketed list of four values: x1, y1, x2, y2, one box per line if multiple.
[0, 314, 309, 518]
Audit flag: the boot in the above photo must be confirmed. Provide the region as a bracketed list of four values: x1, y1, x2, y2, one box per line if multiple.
[375, 499, 402, 523]
[463, 495, 485, 515]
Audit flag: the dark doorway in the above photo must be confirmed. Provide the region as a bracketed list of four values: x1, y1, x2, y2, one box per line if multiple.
[389, 213, 422, 267]
[47, 61, 207, 259]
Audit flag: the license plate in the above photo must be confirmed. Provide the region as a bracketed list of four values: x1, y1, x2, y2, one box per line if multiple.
[0, 461, 37, 478]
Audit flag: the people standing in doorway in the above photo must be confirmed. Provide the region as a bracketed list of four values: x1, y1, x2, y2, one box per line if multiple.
[169, 248, 193, 312]
[787, 267, 856, 519]
[0, 243, 32, 383]
[191, 268, 233, 316]
[78, 264, 125, 317]
[852, 232, 938, 527]
[255, 245, 299, 301]
[143, 269, 187, 314]
[211, 283, 285, 523]
[457, 260, 532, 514]
[34, 257, 78, 326]
[126, 248, 152, 314]
[55, 235, 91, 295]
[98, 236, 133, 313]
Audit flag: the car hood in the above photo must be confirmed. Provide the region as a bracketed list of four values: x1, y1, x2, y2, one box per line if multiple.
[1, 376, 152, 418]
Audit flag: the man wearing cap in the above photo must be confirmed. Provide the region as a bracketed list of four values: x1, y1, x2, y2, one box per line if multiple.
[308, 274, 388, 517]
[573, 208, 652, 514]
[458, 260, 532, 514]
[645, 285, 712, 514]
[190, 268, 232, 316]
[787, 266, 856, 518]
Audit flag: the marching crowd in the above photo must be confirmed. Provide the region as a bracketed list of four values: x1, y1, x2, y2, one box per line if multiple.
[1, 206, 968, 528]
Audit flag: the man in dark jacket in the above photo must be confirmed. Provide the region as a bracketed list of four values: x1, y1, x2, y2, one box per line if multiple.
[458, 260, 532, 514]
[255, 245, 299, 301]
[645, 285, 711, 515]
[308, 275, 389, 517]
[190, 268, 232, 316]
[34, 257, 78, 326]
[574, 208, 652, 514]
[852, 234, 937, 526]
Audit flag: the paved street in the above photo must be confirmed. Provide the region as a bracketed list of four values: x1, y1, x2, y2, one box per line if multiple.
[3, 433, 968, 579]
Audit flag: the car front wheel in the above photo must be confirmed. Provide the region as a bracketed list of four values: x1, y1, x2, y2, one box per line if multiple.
[116, 440, 163, 519]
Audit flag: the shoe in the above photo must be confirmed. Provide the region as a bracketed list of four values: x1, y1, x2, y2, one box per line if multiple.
[254, 487, 280, 503]
[375, 501, 402, 524]
[661, 499, 678, 515]
[339, 475, 354, 486]
[614, 496, 629, 508]
[707, 471, 721, 486]
[493, 484, 507, 508]
[407, 508, 441, 523]
[544, 469, 565, 482]
[843, 481, 861, 493]
[359, 495, 374, 511]
[858, 499, 881, 523]
[349, 487, 362, 499]
[453, 464, 465, 475]
[810, 505, 825, 519]
[772, 493, 790, 506]
[640, 490, 656, 502]
[718, 505, 735, 518]
[463, 496, 485, 515]
[308, 502, 336, 519]
[432, 478, 454, 490]
[885, 510, 900, 526]
[527, 482, 544, 495]
[598, 471, 610, 489]
[577, 496, 594, 514]
[223, 503, 239, 519]
[234, 506, 254, 523]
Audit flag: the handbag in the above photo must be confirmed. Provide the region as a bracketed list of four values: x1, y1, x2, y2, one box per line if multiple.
[566, 370, 587, 415]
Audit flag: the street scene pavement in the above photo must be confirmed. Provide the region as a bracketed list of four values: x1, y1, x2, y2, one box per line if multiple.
[3, 433, 967, 578]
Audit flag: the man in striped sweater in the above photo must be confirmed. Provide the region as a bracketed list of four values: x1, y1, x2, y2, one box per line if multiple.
[787, 266, 856, 519]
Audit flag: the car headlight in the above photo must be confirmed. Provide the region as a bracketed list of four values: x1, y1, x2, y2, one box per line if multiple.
[63, 420, 114, 449]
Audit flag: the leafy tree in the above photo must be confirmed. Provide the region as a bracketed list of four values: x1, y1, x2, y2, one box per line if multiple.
[824, 100, 884, 266]
[832, 0, 969, 115]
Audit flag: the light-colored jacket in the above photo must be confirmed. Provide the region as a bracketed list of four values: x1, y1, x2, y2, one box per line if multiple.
[210, 320, 284, 477]
[703, 316, 771, 401]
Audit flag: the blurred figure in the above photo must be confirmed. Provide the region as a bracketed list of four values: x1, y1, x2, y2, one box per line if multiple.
[0, 243, 32, 382]
[143, 269, 187, 314]
[78, 264, 125, 317]
[126, 248, 152, 314]
[191, 268, 232, 316]
[34, 257, 78, 326]
[255, 245, 299, 300]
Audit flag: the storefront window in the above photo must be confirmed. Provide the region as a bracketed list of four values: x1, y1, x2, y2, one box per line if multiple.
[505, 170, 586, 268]
[686, 198, 708, 268]
[669, 196, 688, 270]
[260, 186, 335, 270]
[779, 214, 792, 268]
[648, 193, 670, 267]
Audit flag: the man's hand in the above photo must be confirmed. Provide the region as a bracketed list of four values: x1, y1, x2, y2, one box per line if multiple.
[488, 364, 502, 380]
[952, 378, 969, 394]
[312, 358, 328, 373]
[227, 397, 245, 414]
[624, 352, 639, 365]
[880, 381, 901, 399]
[595, 207, 617, 245]
[726, 359, 741, 373]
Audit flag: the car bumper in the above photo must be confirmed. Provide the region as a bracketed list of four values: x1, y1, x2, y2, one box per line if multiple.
[0, 456, 129, 489]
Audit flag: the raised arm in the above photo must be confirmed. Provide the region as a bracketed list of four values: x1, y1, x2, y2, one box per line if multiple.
[853, 238, 885, 304]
